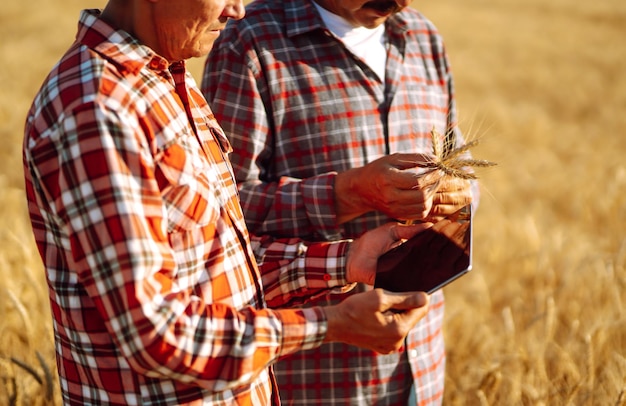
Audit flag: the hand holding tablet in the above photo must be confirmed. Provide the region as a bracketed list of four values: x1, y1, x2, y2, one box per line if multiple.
[375, 205, 473, 294]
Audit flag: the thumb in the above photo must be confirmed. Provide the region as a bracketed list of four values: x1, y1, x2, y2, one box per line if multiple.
[391, 222, 434, 242]
[383, 291, 429, 312]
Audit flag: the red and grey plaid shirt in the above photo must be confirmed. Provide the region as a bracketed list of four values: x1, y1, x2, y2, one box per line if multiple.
[23, 9, 357, 406]
[203, 1, 479, 404]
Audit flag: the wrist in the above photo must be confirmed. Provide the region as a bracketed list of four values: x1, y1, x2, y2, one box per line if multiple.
[321, 304, 341, 344]
[334, 170, 369, 223]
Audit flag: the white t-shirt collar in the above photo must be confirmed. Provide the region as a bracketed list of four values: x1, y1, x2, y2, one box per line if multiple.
[312, 1, 388, 81]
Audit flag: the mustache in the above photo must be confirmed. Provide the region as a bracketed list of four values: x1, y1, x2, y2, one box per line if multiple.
[363, 1, 402, 14]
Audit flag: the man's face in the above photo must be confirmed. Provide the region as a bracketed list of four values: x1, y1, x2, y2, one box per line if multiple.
[150, 0, 244, 61]
[314, 0, 410, 28]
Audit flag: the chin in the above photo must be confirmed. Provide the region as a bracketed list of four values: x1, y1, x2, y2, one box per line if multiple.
[199, 44, 216, 58]
[184, 44, 215, 60]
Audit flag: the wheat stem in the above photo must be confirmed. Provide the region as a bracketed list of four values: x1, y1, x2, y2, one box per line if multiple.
[476, 389, 489, 406]
[615, 388, 626, 406]
[36, 351, 54, 401]
[9, 357, 43, 386]
[545, 296, 556, 341]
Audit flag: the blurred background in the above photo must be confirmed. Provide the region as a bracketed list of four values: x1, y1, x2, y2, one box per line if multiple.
[1, 0, 624, 404]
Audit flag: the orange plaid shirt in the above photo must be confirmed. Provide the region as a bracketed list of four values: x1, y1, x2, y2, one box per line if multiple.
[24, 9, 351, 405]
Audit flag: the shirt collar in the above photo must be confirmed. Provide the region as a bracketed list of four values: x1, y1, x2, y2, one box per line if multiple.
[76, 9, 171, 75]
[284, 0, 326, 37]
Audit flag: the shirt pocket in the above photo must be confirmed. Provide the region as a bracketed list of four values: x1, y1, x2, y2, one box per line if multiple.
[155, 132, 220, 233]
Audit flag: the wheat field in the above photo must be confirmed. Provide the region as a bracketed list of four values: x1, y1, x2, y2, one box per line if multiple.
[1, 0, 625, 404]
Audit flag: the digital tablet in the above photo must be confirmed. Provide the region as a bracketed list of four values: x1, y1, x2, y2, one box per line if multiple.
[374, 205, 472, 294]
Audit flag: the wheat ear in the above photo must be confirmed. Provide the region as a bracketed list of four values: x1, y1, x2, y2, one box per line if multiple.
[427, 127, 497, 180]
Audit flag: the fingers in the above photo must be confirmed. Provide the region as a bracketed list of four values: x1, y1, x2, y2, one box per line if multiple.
[384, 154, 441, 190]
[388, 153, 435, 170]
[397, 167, 441, 192]
[434, 177, 471, 200]
[412, 169, 442, 189]
[346, 221, 434, 284]
[380, 169, 441, 220]
[427, 176, 472, 220]
[438, 175, 470, 190]
[378, 290, 431, 353]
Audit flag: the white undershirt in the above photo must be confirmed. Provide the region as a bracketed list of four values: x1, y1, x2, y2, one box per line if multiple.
[313, 1, 388, 81]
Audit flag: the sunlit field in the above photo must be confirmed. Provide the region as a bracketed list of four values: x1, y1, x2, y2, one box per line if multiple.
[1, 0, 624, 404]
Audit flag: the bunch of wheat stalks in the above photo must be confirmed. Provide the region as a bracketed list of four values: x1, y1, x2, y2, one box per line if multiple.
[424, 127, 497, 180]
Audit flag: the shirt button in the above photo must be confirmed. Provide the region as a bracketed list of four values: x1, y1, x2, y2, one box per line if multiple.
[323, 274, 332, 281]
[409, 349, 419, 358]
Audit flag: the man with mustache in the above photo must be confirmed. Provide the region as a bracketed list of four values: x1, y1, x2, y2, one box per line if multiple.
[202, 0, 478, 404]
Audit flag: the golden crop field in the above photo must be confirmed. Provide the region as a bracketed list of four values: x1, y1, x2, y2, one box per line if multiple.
[1, 0, 625, 405]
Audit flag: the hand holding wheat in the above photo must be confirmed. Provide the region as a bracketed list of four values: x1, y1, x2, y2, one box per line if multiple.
[404, 127, 496, 225]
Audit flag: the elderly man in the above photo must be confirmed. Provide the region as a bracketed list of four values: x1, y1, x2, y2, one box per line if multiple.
[23, 0, 433, 404]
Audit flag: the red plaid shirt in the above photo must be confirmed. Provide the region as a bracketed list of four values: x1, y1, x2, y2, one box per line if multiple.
[203, 1, 479, 404]
[23, 9, 356, 406]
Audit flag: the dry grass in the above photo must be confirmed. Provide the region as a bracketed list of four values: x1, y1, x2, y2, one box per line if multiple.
[2, 0, 625, 404]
